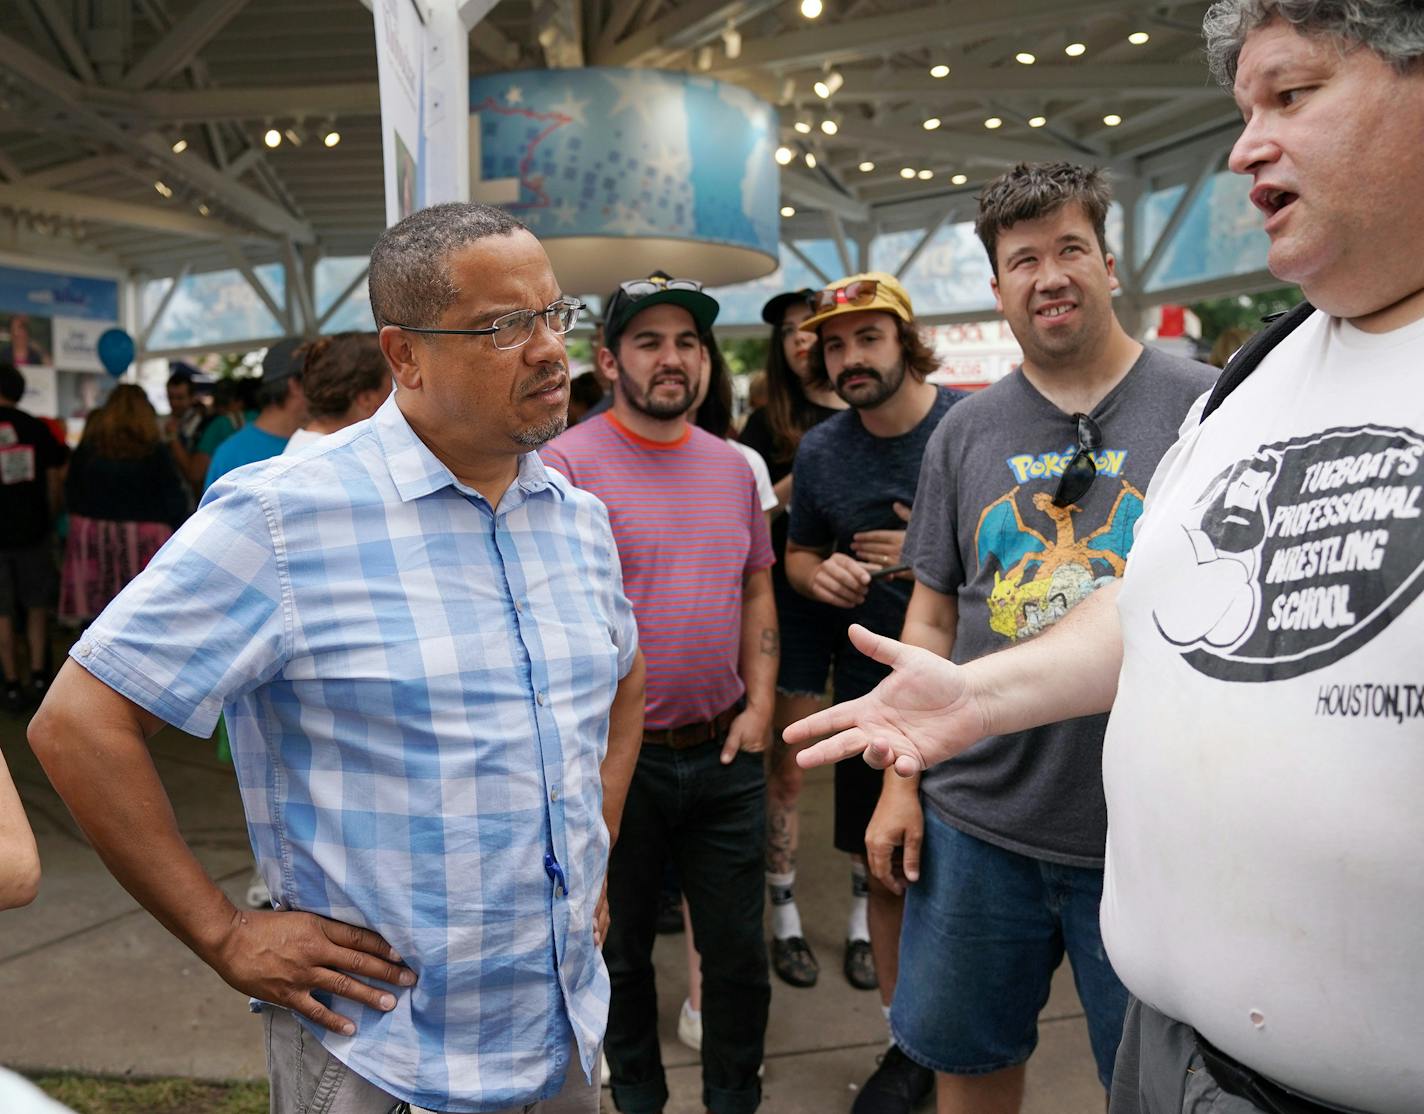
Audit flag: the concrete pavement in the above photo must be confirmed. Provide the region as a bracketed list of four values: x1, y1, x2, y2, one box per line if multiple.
[0, 709, 1106, 1112]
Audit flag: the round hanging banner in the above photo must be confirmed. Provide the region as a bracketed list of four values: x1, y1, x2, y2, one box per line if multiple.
[469, 68, 780, 294]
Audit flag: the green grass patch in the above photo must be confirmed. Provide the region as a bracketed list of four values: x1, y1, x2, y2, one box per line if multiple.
[27, 1074, 267, 1114]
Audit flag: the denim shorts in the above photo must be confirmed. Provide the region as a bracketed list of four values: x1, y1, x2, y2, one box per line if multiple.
[891, 806, 1128, 1089]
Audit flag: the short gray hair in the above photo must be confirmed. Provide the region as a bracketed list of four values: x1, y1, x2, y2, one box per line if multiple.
[1204, 0, 1424, 87]
[368, 202, 529, 328]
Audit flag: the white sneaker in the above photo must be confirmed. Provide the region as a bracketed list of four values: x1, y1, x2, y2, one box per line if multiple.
[677, 998, 702, 1052]
[245, 868, 272, 909]
[600, 1050, 610, 1088]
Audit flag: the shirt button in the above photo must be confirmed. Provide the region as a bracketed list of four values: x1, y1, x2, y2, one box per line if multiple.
[550, 787, 559, 802]
[514, 600, 523, 613]
[536, 692, 547, 706]
[75, 643, 91, 658]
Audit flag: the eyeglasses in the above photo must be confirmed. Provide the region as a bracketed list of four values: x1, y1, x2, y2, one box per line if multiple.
[387, 298, 585, 351]
[1052, 413, 1102, 508]
[813, 279, 880, 313]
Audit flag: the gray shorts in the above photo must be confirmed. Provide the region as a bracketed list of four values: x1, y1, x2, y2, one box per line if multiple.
[0, 545, 54, 614]
[264, 1007, 599, 1114]
[1108, 997, 1360, 1114]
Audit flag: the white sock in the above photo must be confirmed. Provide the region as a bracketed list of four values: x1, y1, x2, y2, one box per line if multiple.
[682, 999, 701, 1021]
[847, 862, 870, 942]
[767, 870, 804, 939]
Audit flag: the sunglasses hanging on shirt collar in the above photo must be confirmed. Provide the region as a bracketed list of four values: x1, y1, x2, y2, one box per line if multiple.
[1051, 413, 1102, 508]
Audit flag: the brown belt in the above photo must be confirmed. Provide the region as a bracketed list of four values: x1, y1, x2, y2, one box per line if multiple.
[642, 705, 741, 750]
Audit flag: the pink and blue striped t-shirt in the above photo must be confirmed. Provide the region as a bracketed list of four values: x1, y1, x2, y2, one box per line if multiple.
[541, 413, 774, 730]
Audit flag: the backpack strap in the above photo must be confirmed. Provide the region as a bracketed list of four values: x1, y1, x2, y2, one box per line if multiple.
[1200, 298, 1316, 423]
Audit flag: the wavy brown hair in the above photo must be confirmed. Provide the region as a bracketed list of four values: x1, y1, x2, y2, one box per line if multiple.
[83, 384, 161, 461]
[808, 315, 941, 390]
[761, 307, 832, 466]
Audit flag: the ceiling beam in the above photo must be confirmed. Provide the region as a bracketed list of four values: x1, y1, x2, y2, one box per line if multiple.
[122, 0, 253, 89]
[780, 169, 870, 223]
[710, 0, 1159, 74]
[470, 20, 522, 66]
[24, 156, 127, 188]
[25, 0, 99, 84]
[0, 30, 314, 243]
[0, 182, 252, 241]
[131, 82, 382, 124]
[782, 63, 1215, 103]
[829, 122, 1066, 165]
[594, 0, 785, 68]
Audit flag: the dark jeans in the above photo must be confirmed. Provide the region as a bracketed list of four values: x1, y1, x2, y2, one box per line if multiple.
[604, 739, 770, 1114]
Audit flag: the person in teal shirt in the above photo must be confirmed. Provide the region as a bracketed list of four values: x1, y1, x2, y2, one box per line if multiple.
[203, 339, 308, 492]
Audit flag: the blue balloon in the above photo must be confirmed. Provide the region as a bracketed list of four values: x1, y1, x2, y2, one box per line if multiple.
[97, 328, 135, 378]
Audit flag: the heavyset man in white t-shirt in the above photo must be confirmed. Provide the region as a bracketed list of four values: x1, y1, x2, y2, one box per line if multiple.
[788, 2, 1424, 1112]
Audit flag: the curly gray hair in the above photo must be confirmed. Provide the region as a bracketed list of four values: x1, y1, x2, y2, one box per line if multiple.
[1204, 0, 1424, 87]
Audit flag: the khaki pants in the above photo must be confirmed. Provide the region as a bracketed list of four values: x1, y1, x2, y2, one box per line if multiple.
[264, 1007, 599, 1114]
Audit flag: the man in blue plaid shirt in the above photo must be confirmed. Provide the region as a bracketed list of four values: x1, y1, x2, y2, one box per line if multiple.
[29, 203, 646, 1114]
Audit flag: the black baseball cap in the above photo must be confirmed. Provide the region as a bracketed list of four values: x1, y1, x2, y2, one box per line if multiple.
[603, 272, 719, 348]
[760, 289, 815, 326]
[262, 337, 308, 383]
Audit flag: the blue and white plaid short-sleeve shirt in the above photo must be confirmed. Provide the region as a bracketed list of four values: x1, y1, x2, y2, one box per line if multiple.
[72, 394, 638, 1111]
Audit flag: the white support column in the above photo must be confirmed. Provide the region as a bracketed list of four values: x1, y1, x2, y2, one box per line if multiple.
[827, 212, 854, 276]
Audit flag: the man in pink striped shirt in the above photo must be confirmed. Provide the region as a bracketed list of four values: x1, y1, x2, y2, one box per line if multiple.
[542, 272, 776, 1114]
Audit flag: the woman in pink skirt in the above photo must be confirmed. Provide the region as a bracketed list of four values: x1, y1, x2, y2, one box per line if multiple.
[60, 385, 190, 622]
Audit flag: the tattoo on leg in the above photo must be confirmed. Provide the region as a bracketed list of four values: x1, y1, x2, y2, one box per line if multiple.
[760, 628, 780, 656]
[767, 802, 796, 875]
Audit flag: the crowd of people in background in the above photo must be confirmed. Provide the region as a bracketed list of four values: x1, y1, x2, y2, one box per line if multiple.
[6, 5, 1424, 1113]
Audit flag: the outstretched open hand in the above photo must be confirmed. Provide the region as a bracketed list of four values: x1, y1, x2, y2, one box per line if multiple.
[786, 624, 986, 776]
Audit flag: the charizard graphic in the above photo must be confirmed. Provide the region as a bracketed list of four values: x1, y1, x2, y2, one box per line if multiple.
[976, 482, 1144, 641]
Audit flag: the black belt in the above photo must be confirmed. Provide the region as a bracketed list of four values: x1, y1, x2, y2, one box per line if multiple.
[1194, 1032, 1364, 1114]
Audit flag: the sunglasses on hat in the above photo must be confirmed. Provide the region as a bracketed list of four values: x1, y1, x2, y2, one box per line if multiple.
[813, 279, 881, 314]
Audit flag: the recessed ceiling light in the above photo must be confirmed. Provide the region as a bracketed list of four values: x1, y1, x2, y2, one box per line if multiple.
[900, 167, 916, 179]
[323, 129, 341, 148]
[1028, 115, 1047, 128]
[923, 117, 941, 130]
[794, 120, 812, 134]
[197, 203, 211, 216]
[170, 137, 188, 154]
[858, 160, 875, 172]
[984, 116, 1003, 129]
[1015, 52, 1036, 65]
[800, 0, 823, 18]
[1103, 113, 1123, 126]
[951, 173, 968, 185]
[775, 145, 794, 165]
[781, 205, 796, 217]
[805, 151, 817, 168]
[263, 127, 282, 148]
[821, 118, 838, 135]
[918, 169, 933, 180]
[154, 180, 173, 198]
[1065, 42, 1087, 57]
[929, 64, 949, 78]
[1128, 30, 1150, 45]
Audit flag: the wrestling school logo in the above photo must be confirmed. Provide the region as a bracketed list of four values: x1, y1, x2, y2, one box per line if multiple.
[1153, 425, 1424, 682]
[976, 482, 1143, 642]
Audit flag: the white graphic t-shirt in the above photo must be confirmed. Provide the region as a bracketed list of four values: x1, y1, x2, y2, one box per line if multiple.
[1104, 308, 1424, 1114]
